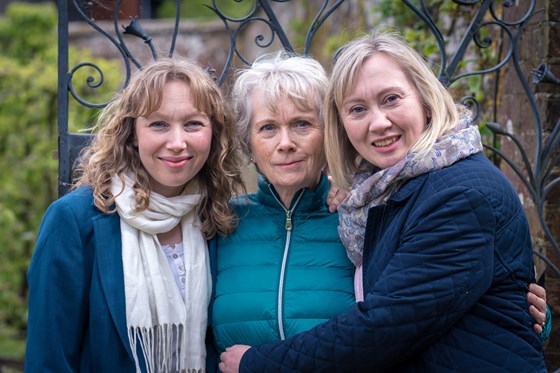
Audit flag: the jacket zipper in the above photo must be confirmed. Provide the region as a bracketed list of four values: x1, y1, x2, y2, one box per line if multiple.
[268, 185, 305, 340]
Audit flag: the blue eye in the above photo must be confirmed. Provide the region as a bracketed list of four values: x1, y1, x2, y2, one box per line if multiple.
[261, 124, 274, 131]
[351, 106, 365, 114]
[385, 95, 398, 103]
[295, 120, 310, 128]
[149, 121, 167, 128]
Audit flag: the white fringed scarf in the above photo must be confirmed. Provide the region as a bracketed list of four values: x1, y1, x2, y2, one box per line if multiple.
[111, 174, 210, 373]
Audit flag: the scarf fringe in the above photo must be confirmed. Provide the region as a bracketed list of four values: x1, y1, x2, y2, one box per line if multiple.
[113, 173, 210, 373]
[128, 324, 205, 373]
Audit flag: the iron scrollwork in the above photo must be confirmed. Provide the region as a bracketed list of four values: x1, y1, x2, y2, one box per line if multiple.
[205, 0, 346, 85]
[58, 0, 345, 195]
[401, 0, 559, 276]
[58, 0, 559, 275]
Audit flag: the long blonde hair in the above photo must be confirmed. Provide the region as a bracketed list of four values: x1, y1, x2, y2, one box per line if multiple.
[325, 29, 460, 189]
[74, 58, 245, 238]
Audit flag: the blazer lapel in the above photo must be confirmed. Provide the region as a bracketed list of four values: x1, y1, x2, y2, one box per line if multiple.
[93, 213, 134, 359]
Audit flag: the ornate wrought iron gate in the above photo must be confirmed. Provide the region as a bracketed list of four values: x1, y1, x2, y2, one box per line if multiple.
[57, 0, 559, 277]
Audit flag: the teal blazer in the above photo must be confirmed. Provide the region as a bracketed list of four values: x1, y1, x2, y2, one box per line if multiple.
[25, 186, 217, 372]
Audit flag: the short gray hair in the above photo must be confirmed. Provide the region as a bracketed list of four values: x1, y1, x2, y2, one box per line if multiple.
[231, 50, 329, 161]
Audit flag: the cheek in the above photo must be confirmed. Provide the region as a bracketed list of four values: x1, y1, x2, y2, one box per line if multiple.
[252, 148, 271, 171]
[309, 134, 326, 163]
[342, 123, 360, 145]
[133, 126, 153, 151]
[137, 138, 159, 163]
[198, 133, 213, 161]
[249, 136, 270, 162]
[203, 131, 213, 150]
[412, 118, 427, 139]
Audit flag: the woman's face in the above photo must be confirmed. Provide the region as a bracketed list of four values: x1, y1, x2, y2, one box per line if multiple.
[250, 91, 325, 205]
[134, 81, 213, 197]
[339, 53, 427, 169]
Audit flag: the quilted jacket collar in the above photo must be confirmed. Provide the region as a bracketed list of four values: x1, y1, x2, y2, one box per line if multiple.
[389, 172, 429, 203]
[256, 172, 329, 212]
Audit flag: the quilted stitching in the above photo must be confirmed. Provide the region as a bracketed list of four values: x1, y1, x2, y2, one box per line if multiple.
[239, 153, 547, 372]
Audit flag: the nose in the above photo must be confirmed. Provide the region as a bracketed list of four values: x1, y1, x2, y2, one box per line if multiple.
[368, 107, 392, 133]
[166, 126, 188, 152]
[277, 127, 296, 151]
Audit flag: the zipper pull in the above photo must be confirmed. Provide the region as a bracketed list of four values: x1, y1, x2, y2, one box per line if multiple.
[285, 210, 293, 231]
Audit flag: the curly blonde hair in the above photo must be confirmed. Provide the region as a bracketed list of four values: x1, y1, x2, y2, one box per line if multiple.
[74, 57, 245, 238]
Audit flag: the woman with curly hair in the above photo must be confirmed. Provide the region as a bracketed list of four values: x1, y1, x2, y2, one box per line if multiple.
[25, 57, 244, 373]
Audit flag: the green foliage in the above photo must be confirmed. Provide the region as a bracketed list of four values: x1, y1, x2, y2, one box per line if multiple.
[0, 4, 59, 343]
[0, 2, 57, 62]
[0, 325, 26, 360]
[0, 2, 120, 361]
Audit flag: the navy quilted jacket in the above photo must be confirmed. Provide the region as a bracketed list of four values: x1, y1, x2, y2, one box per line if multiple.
[239, 153, 547, 372]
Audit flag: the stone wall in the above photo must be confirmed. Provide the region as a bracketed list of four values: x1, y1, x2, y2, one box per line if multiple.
[499, 0, 560, 369]
[69, 18, 231, 74]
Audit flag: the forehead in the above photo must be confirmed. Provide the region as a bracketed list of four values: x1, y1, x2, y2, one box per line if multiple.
[345, 54, 415, 98]
[251, 88, 318, 114]
[358, 54, 409, 83]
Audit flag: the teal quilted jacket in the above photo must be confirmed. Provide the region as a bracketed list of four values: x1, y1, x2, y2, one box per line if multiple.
[212, 173, 355, 353]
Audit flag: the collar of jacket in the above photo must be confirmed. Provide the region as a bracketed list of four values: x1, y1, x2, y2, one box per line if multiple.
[386, 172, 429, 204]
[256, 172, 330, 213]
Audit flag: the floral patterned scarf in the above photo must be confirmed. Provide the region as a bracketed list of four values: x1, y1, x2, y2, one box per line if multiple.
[338, 118, 483, 267]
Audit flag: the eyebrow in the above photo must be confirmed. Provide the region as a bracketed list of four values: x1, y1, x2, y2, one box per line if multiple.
[343, 84, 406, 103]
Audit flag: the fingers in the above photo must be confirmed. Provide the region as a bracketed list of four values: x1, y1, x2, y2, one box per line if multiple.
[327, 193, 340, 212]
[527, 291, 547, 316]
[326, 175, 349, 212]
[529, 304, 547, 331]
[219, 345, 250, 373]
[533, 321, 543, 335]
[219, 351, 230, 373]
[529, 283, 547, 302]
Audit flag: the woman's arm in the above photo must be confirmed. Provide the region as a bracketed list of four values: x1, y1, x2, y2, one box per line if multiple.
[222, 186, 501, 372]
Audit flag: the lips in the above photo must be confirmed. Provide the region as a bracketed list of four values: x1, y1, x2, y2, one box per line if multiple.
[160, 156, 191, 168]
[373, 136, 400, 147]
[277, 160, 303, 167]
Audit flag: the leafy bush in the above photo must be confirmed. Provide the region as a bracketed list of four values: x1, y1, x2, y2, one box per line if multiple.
[0, 2, 120, 358]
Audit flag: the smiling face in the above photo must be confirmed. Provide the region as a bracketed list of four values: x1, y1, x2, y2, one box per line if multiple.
[134, 80, 213, 197]
[250, 91, 325, 206]
[339, 53, 428, 170]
